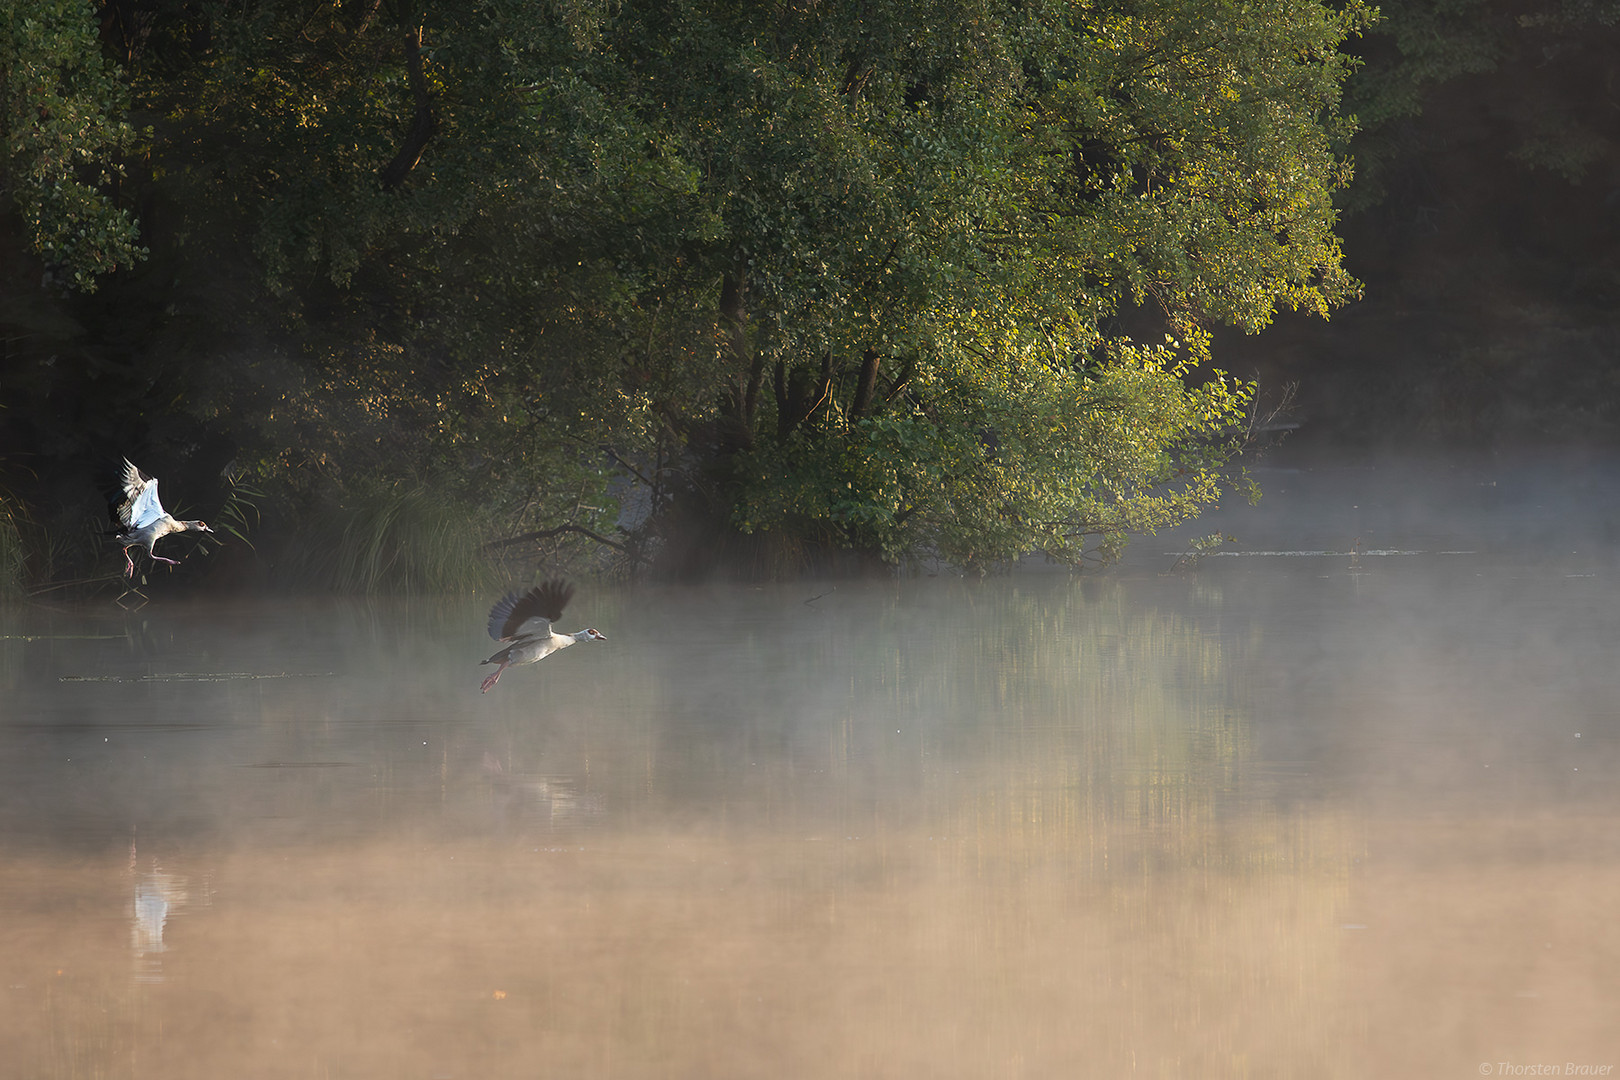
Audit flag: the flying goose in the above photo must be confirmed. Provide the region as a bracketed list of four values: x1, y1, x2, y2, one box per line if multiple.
[114, 458, 214, 577]
[480, 579, 606, 693]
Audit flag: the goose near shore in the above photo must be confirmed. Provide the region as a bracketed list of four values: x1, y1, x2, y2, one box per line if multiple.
[114, 459, 214, 577]
[480, 579, 606, 693]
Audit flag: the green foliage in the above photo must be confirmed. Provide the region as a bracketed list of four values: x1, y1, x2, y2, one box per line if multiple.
[555, 0, 1359, 566]
[7, 0, 1369, 579]
[735, 342, 1254, 569]
[0, 0, 144, 289]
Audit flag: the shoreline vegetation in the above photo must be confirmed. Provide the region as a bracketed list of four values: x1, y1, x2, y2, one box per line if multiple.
[6, 0, 1620, 592]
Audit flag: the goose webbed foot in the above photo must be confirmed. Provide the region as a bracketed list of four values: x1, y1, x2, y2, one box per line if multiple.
[480, 664, 507, 694]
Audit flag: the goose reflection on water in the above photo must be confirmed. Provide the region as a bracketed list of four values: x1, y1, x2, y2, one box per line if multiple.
[130, 850, 187, 983]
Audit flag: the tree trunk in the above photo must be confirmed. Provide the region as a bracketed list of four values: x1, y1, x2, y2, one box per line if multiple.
[774, 351, 834, 438]
[850, 347, 881, 419]
[719, 271, 763, 445]
[379, 23, 436, 191]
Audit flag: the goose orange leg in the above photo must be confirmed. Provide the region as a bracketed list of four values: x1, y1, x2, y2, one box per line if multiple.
[480, 662, 508, 694]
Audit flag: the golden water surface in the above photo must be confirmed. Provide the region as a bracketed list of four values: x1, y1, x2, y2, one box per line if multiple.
[2, 556, 1617, 1077]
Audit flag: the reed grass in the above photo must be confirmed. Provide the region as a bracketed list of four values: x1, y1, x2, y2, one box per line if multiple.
[0, 492, 30, 596]
[276, 482, 501, 594]
[215, 475, 264, 549]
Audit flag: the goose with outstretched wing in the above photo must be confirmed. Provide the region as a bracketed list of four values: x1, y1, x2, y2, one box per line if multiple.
[480, 579, 606, 693]
[114, 459, 214, 577]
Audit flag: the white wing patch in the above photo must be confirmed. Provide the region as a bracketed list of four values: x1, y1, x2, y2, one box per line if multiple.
[118, 460, 167, 529]
[509, 615, 555, 641]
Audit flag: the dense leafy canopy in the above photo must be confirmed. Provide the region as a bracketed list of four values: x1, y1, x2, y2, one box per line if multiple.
[1, 0, 1367, 583]
[1, 0, 143, 289]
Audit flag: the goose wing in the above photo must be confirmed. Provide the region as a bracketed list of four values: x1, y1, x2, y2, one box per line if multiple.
[117, 459, 166, 529]
[487, 579, 575, 642]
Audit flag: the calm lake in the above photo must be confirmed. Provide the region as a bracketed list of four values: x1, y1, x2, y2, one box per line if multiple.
[3, 455, 1618, 1078]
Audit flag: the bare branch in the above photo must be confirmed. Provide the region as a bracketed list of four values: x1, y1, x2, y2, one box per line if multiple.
[484, 524, 651, 563]
[598, 445, 654, 487]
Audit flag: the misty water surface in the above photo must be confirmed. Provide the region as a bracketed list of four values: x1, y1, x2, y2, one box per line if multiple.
[2, 454, 1618, 1078]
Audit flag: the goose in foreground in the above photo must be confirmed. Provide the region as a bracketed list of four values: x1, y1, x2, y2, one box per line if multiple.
[114, 459, 214, 577]
[480, 579, 606, 693]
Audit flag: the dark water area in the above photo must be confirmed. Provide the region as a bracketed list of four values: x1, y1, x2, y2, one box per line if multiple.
[3, 452, 1619, 1078]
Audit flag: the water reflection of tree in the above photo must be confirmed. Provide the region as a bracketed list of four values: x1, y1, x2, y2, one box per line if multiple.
[538, 580, 1361, 1079]
[841, 581, 1261, 863]
[599, 579, 1328, 874]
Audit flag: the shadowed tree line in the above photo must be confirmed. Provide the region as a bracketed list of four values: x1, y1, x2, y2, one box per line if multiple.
[1243, 0, 1620, 442]
[3, 0, 1371, 590]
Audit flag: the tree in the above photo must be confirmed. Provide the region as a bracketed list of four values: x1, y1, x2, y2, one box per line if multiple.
[1, 0, 143, 290]
[5, 0, 1370, 582]
[481, 0, 1366, 568]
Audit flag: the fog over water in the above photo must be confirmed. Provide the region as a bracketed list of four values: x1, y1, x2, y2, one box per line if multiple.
[3, 452, 1619, 1078]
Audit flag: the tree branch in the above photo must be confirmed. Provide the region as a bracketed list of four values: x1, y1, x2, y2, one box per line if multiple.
[353, 0, 385, 37]
[483, 524, 651, 563]
[598, 444, 654, 487]
[839, 53, 872, 100]
[775, 351, 834, 438]
[881, 356, 915, 406]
